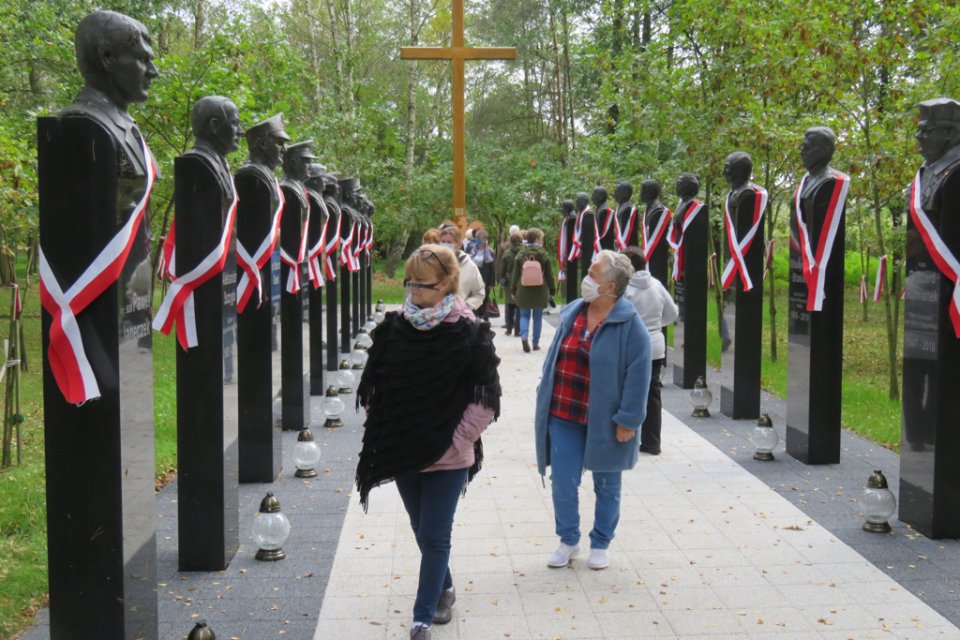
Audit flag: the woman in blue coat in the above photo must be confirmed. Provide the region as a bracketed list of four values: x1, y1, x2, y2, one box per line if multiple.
[534, 250, 651, 570]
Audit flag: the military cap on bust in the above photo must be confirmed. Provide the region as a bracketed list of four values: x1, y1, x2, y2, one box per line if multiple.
[245, 113, 291, 145]
[286, 140, 317, 159]
[918, 98, 960, 124]
[339, 177, 359, 193]
[306, 163, 327, 179]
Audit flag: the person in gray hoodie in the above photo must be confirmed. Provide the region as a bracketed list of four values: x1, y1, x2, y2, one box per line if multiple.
[623, 248, 679, 455]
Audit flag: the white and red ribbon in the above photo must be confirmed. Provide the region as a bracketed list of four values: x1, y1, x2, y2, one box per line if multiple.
[323, 203, 341, 281]
[859, 274, 868, 304]
[364, 221, 375, 257]
[763, 239, 775, 281]
[153, 181, 239, 349]
[39, 137, 156, 404]
[598, 207, 616, 243]
[557, 218, 569, 281]
[280, 188, 310, 294]
[340, 218, 359, 272]
[721, 186, 769, 292]
[236, 177, 283, 313]
[306, 192, 329, 289]
[615, 206, 638, 251]
[569, 207, 589, 261]
[665, 200, 704, 281]
[873, 254, 887, 303]
[642, 207, 673, 263]
[908, 169, 960, 336]
[793, 172, 850, 310]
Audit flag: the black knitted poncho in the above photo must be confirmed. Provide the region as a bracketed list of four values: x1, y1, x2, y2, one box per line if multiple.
[355, 311, 501, 510]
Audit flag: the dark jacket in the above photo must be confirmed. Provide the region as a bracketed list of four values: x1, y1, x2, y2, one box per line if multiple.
[510, 244, 556, 309]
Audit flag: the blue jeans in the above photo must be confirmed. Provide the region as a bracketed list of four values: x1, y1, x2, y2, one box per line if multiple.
[548, 416, 622, 549]
[394, 468, 469, 624]
[518, 307, 544, 346]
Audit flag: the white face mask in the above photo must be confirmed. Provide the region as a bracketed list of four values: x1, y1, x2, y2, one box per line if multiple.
[441, 242, 457, 252]
[581, 275, 601, 302]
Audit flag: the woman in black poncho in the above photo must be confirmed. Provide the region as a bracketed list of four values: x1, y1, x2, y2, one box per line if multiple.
[355, 244, 501, 640]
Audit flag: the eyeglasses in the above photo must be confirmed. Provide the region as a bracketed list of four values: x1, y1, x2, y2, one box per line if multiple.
[412, 248, 450, 275]
[403, 278, 441, 290]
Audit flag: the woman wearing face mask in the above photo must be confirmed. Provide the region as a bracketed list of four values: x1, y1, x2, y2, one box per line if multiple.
[533, 249, 651, 571]
[439, 225, 486, 312]
[356, 244, 501, 640]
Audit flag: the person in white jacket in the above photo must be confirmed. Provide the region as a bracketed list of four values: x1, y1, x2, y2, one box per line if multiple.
[623, 248, 679, 455]
[440, 225, 486, 312]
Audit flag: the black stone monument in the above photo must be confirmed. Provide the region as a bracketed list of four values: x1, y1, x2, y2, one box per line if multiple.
[558, 199, 578, 303]
[615, 180, 639, 250]
[279, 141, 314, 430]
[786, 127, 849, 465]
[670, 173, 709, 389]
[322, 174, 343, 371]
[900, 97, 960, 539]
[235, 114, 287, 483]
[305, 163, 328, 395]
[163, 96, 242, 571]
[38, 10, 158, 638]
[575, 192, 598, 275]
[593, 186, 617, 250]
[640, 179, 672, 285]
[719, 152, 767, 420]
[339, 178, 359, 354]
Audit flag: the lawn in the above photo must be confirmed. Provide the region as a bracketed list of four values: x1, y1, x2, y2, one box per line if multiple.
[0, 260, 903, 638]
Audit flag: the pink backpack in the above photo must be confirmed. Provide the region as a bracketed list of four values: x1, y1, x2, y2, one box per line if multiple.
[520, 255, 544, 286]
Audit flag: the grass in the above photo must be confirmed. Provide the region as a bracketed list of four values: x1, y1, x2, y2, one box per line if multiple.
[0, 260, 901, 638]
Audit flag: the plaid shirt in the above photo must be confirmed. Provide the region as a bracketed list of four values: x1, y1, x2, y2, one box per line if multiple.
[550, 307, 598, 424]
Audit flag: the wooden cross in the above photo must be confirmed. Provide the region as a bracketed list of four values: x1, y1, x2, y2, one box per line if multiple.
[401, 0, 515, 227]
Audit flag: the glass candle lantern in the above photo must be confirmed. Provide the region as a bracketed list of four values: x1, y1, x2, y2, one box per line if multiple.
[354, 327, 374, 349]
[373, 299, 386, 324]
[293, 428, 322, 478]
[322, 386, 345, 429]
[751, 413, 779, 461]
[364, 319, 378, 333]
[336, 359, 356, 394]
[351, 345, 369, 369]
[690, 376, 713, 417]
[860, 470, 897, 533]
[251, 493, 291, 561]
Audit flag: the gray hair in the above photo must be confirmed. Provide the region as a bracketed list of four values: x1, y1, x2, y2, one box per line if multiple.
[595, 250, 634, 297]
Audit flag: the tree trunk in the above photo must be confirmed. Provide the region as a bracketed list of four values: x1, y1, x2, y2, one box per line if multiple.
[404, 0, 420, 181]
[343, 0, 356, 118]
[193, 0, 206, 50]
[325, 0, 344, 112]
[549, 7, 565, 149]
[561, 8, 575, 152]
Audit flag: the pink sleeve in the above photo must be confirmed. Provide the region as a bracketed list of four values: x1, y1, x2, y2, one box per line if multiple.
[451, 403, 494, 451]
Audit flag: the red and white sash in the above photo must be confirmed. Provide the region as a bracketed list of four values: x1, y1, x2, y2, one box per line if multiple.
[615, 206, 638, 251]
[557, 218, 569, 281]
[323, 205, 341, 281]
[665, 200, 704, 281]
[763, 239, 775, 281]
[598, 207, 616, 242]
[793, 172, 850, 310]
[340, 218, 359, 272]
[909, 170, 960, 336]
[39, 137, 156, 404]
[873, 254, 887, 303]
[859, 274, 868, 304]
[236, 177, 283, 313]
[642, 206, 673, 263]
[721, 186, 768, 292]
[306, 193, 329, 289]
[153, 181, 239, 349]
[569, 207, 589, 261]
[365, 223, 375, 257]
[280, 187, 310, 294]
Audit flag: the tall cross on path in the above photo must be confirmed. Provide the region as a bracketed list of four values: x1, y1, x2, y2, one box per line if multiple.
[401, 0, 516, 227]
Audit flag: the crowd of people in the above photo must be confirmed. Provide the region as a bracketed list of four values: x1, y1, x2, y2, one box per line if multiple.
[356, 223, 680, 640]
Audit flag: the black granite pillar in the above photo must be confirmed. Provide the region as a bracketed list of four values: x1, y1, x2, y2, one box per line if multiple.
[324, 200, 341, 372]
[306, 192, 325, 395]
[563, 217, 578, 302]
[899, 175, 960, 539]
[720, 191, 765, 420]
[340, 261, 352, 354]
[279, 185, 310, 430]
[673, 202, 708, 389]
[39, 116, 158, 639]
[352, 265, 361, 335]
[786, 180, 845, 465]
[173, 154, 239, 571]
[235, 168, 282, 483]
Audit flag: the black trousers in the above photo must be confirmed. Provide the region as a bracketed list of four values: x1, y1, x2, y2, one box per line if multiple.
[504, 302, 520, 331]
[641, 358, 664, 451]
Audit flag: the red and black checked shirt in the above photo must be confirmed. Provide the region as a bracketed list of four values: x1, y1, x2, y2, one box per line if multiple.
[550, 307, 599, 424]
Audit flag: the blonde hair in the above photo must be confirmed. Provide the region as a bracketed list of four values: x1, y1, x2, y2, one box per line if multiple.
[422, 228, 441, 244]
[405, 244, 460, 294]
[439, 225, 461, 244]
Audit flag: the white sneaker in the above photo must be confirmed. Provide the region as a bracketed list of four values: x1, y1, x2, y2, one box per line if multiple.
[587, 548, 609, 570]
[547, 542, 580, 568]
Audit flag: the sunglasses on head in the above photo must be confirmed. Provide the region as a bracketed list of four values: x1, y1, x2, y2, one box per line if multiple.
[411, 248, 450, 275]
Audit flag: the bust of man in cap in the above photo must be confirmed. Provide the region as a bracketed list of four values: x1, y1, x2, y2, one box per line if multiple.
[183, 96, 242, 197]
[281, 140, 315, 209]
[243, 114, 290, 175]
[915, 97, 960, 212]
[62, 9, 158, 176]
[305, 163, 327, 202]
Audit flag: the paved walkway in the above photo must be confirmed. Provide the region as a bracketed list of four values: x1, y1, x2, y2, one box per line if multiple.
[314, 317, 958, 640]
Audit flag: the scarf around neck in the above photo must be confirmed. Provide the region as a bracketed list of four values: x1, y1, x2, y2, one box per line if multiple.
[403, 293, 456, 330]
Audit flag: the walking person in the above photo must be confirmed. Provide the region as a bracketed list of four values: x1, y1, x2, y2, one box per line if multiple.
[534, 250, 651, 570]
[472, 229, 497, 319]
[497, 231, 522, 334]
[509, 228, 555, 352]
[439, 226, 486, 312]
[624, 248, 679, 455]
[355, 245, 501, 640]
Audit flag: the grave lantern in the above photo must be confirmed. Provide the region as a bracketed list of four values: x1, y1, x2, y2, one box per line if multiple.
[355, 327, 374, 349]
[293, 428, 322, 478]
[351, 344, 369, 369]
[373, 299, 386, 324]
[860, 470, 896, 533]
[188, 620, 216, 640]
[690, 376, 712, 417]
[336, 359, 356, 394]
[252, 493, 291, 561]
[751, 413, 779, 461]
[322, 385, 345, 429]
[364, 318, 378, 333]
